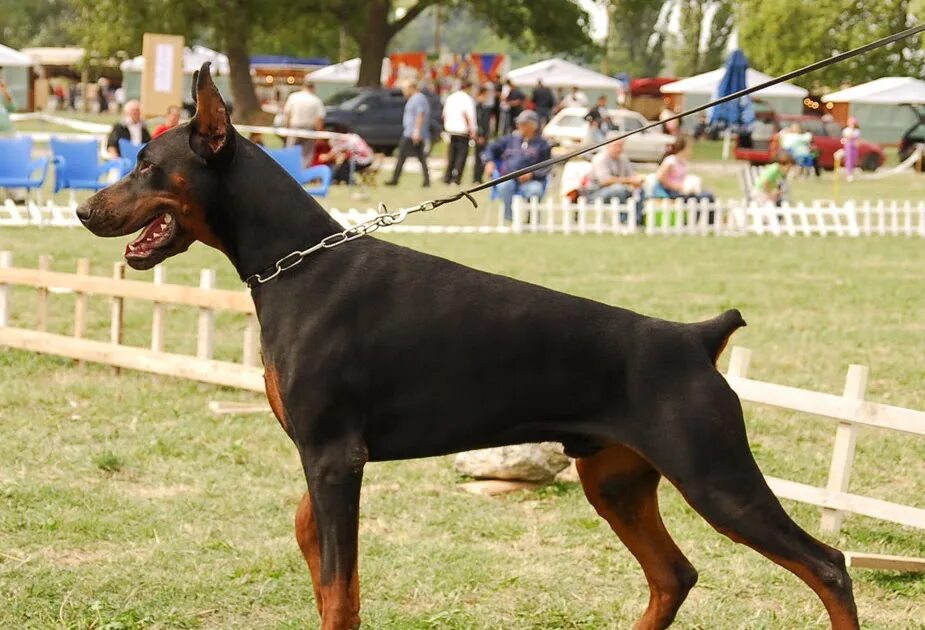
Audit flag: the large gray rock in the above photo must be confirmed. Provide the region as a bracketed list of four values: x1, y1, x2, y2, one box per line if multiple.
[454, 443, 570, 483]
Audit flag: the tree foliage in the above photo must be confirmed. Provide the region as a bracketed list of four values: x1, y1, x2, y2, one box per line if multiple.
[604, 0, 668, 77]
[701, 0, 734, 71]
[0, 0, 76, 49]
[737, 0, 924, 89]
[668, 0, 735, 76]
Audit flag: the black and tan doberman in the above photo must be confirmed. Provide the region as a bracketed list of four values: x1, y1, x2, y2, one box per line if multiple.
[76, 63, 859, 630]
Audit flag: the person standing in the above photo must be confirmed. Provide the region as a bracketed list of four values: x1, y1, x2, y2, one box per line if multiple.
[482, 110, 551, 222]
[842, 117, 861, 182]
[0, 77, 17, 134]
[441, 81, 476, 185]
[531, 79, 556, 127]
[386, 79, 431, 187]
[561, 85, 589, 109]
[473, 86, 492, 184]
[106, 100, 151, 157]
[659, 100, 680, 136]
[283, 77, 326, 167]
[152, 105, 182, 139]
[584, 95, 612, 145]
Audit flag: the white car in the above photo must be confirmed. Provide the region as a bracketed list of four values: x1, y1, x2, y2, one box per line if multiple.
[543, 107, 675, 162]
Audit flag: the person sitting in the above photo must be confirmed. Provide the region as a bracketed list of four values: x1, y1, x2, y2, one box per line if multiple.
[589, 138, 644, 204]
[777, 123, 818, 176]
[0, 78, 16, 134]
[106, 100, 151, 157]
[652, 137, 715, 202]
[482, 109, 551, 222]
[317, 132, 374, 184]
[752, 151, 794, 206]
[152, 105, 181, 139]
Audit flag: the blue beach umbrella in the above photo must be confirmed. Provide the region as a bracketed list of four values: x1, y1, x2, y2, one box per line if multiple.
[709, 49, 756, 130]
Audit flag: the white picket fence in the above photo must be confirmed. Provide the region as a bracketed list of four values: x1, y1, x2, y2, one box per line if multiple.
[3, 198, 925, 237]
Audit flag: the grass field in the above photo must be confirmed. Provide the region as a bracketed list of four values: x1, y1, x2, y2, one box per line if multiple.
[1, 219, 924, 629]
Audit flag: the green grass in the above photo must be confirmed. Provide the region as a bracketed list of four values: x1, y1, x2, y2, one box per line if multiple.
[1, 223, 923, 629]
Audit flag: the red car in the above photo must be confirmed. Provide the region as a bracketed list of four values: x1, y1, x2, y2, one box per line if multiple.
[735, 114, 885, 171]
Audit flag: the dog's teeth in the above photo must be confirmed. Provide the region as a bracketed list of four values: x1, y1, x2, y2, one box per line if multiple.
[164, 215, 172, 224]
[152, 231, 162, 238]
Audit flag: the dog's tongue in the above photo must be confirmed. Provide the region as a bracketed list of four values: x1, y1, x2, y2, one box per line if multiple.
[126, 213, 174, 256]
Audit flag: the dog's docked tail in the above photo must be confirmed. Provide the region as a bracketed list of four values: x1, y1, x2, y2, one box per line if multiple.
[692, 309, 746, 364]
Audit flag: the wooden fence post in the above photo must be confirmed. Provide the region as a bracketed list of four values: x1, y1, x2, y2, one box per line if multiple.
[197, 269, 216, 360]
[820, 364, 869, 533]
[242, 313, 259, 367]
[110, 262, 126, 374]
[73, 258, 89, 339]
[151, 265, 166, 352]
[0, 251, 11, 327]
[726, 345, 752, 379]
[37, 255, 51, 331]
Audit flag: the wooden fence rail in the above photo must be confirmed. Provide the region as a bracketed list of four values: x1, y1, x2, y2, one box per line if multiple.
[0, 251, 262, 392]
[1, 253, 923, 540]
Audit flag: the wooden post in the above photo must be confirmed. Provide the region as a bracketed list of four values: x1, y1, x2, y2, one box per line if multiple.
[242, 313, 259, 367]
[820, 364, 868, 533]
[73, 258, 90, 339]
[0, 251, 11, 327]
[726, 345, 752, 379]
[37, 255, 52, 331]
[110, 262, 126, 374]
[197, 269, 216, 360]
[151, 265, 166, 352]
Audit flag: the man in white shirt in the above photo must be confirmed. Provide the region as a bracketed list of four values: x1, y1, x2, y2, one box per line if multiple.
[283, 77, 326, 167]
[441, 81, 476, 185]
[106, 100, 151, 157]
[561, 86, 589, 109]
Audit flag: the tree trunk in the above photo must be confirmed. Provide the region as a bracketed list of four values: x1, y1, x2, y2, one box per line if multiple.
[356, 0, 391, 87]
[225, 40, 262, 123]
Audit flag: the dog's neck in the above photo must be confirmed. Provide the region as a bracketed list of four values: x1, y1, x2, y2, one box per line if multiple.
[206, 138, 344, 282]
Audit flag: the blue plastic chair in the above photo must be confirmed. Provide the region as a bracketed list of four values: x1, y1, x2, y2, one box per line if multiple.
[265, 147, 333, 197]
[50, 138, 121, 193]
[118, 139, 145, 177]
[0, 137, 50, 194]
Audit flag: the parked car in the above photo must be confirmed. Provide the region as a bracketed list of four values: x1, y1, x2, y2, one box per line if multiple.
[898, 104, 925, 169]
[542, 107, 676, 162]
[735, 113, 885, 171]
[322, 87, 442, 155]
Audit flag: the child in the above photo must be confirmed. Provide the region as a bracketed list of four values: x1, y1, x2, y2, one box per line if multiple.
[653, 137, 715, 202]
[842, 117, 861, 181]
[753, 151, 794, 205]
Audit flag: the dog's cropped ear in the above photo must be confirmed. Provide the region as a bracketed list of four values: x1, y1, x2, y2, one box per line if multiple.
[189, 62, 234, 161]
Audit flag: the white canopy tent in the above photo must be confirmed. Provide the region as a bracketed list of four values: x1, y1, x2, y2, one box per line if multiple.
[506, 58, 625, 107]
[120, 46, 231, 106]
[821, 77, 925, 143]
[308, 58, 391, 100]
[507, 58, 624, 90]
[661, 67, 808, 133]
[0, 43, 33, 110]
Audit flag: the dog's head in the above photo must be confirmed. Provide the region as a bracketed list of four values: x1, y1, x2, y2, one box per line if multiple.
[77, 62, 234, 270]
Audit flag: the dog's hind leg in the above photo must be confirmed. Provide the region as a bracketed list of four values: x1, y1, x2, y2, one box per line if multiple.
[643, 376, 859, 629]
[577, 443, 698, 630]
[295, 492, 325, 618]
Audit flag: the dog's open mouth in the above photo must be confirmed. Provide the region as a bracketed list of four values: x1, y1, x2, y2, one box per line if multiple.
[124, 213, 178, 265]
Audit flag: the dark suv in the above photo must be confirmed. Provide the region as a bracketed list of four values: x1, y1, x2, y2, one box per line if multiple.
[323, 87, 443, 155]
[898, 104, 925, 170]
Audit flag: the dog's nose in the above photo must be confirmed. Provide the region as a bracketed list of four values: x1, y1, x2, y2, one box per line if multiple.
[75, 203, 92, 223]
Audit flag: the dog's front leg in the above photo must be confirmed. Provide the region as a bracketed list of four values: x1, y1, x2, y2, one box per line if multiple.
[301, 443, 366, 630]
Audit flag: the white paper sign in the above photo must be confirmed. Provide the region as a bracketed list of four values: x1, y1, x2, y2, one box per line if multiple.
[154, 44, 175, 94]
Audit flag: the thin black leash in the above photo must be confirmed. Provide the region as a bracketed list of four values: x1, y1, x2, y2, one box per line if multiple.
[245, 23, 925, 287]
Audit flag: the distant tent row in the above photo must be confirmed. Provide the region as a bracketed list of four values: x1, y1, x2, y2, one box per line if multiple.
[120, 46, 232, 104]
